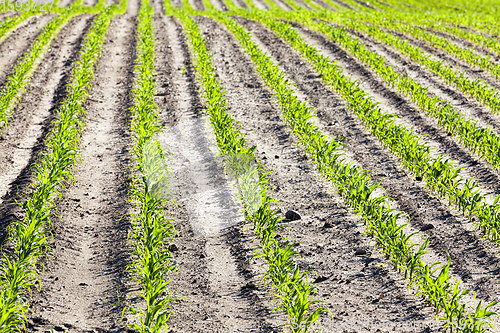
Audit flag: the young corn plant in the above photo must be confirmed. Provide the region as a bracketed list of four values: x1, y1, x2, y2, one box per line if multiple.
[0, 5, 83, 132]
[124, 0, 178, 331]
[240, 9, 500, 246]
[197, 8, 498, 332]
[312, 10, 500, 115]
[170, 4, 328, 332]
[0, 3, 122, 331]
[304, 21, 500, 172]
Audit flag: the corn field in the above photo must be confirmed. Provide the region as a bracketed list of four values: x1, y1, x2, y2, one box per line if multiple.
[0, 0, 498, 331]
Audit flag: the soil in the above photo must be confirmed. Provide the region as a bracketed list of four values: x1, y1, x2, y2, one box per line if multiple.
[0, 0, 497, 332]
[149, 5, 281, 331]
[0, 15, 54, 88]
[390, 29, 500, 93]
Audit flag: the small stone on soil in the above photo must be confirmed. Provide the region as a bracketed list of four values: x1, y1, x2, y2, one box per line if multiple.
[323, 221, 333, 228]
[241, 282, 256, 290]
[354, 249, 367, 256]
[420, 224, 434, 231]
[285, 210, 301, 221]
[314, 275, 329, 283]
[169, 244, 178, 252]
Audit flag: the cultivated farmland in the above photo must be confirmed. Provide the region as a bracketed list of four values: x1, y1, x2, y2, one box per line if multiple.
[0, 0, 499, 332]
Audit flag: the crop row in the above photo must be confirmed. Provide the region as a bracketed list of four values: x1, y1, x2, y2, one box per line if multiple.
[186, 4, 499, 331]
[0, 13, 34, 44]
[0, 3, 121, 331]
[0, 0, 111, 132]
[168, 1, 329, 331]
[379, 0, 500, 35]
[307, 23, 500, 172]
[349, 8, 500, 58]
[0, 6, 79, 131]
[238, 7, 500, 246]
[267, 0, 500, 60]
[343, 12, 500, 80]
[124, 0, 178, 331]
[302, 9, 500, 116]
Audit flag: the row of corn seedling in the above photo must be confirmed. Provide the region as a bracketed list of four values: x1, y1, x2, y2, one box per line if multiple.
[348, 8, 500, 58]
[0, 5, 81, 131]
[348, 14, 500, 81]
[312, 0, 500, 40]
[168, 2, 329, 331]
[312, 10, 500, 115]
[124, 0, 178, 331]
[190, 7, 499, 332]
[384, 0, 500, 35]
[263, 12, 500, 181]
[243, 8, 500, 245]
[262, 2, 500, 105]
[0, 4, 121, 331]
[0, 13, 35, 43]
[0, 0, 110, 132]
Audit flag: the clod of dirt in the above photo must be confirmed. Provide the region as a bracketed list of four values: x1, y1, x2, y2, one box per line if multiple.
[169, 244, 179, 252]
[32, 317, 48, 325]
[285, 210, 301, 221]
[322, 221, 333, 228]
[241, 282, 256, 290]
[420, 224, 435, 231]
[354, 249, 367, 256]
[314, 275, 329, 283]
